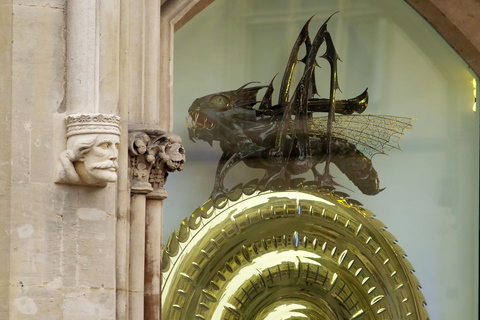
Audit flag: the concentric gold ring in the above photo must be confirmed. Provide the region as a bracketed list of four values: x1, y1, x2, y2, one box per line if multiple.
[162, 188, 429, 319]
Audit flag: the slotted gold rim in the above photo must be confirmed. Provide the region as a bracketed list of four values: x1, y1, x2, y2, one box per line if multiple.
[162, 187, 429, 320]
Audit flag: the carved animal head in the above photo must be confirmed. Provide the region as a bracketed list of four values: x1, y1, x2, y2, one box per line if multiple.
[186, 83, 268, 146]
[161, 134, 186, 172]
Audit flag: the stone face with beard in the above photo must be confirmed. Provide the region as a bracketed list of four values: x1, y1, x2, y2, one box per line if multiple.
[72, 134, 120, 185]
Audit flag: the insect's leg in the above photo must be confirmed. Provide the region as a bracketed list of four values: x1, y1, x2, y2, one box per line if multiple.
[211, 151, 234, 198]
[212, 148, 270, 205]
[256, 166, 284, 190]
[264, 167, 291, 190]
[322, 31, 340, 183]
[312, 164, 322, 181]
[241, 152, 286, 190]
[313, 138, 340, 189]
[323, 145, 334, 184]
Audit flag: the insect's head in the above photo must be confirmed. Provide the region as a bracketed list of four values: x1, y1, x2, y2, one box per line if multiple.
[186, 83, 267, 145]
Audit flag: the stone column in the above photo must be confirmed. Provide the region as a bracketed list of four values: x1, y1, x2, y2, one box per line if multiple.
[66, 0, 120, 115]
[144, 198, 163, 319]
[128, 193, 147, 320]
[60, 1, 121, 319]
[128, 129, 185, 319]
[119, 0, 183, 318]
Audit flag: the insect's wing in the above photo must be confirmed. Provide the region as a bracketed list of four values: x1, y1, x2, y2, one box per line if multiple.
[308, 115, 414, 158]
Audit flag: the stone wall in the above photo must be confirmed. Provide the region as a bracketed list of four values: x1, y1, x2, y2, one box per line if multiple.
[0, 0, 13, 318]
[1, 1, 118, 319]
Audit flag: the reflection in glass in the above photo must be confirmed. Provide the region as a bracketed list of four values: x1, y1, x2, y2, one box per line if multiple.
[167, 1, 479, 319]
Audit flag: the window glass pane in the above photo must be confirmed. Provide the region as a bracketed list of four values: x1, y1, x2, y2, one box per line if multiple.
[166, 1, 479, 318]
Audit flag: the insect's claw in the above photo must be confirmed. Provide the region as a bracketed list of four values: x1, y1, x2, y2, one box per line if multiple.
[264, 169, 288, 190]
[316, 172, 354, 193]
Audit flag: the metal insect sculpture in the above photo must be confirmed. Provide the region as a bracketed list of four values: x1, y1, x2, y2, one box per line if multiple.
[186, 14, 413, 204]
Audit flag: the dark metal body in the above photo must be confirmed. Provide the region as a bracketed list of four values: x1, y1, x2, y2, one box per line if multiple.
[187, 15, 409, 202]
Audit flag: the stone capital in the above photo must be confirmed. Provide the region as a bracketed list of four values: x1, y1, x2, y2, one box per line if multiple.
[128, 128, 185, 199]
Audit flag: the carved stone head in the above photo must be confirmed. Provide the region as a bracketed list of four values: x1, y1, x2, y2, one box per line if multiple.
[161, 134, 186, 172]
[56, 114, 121, 187]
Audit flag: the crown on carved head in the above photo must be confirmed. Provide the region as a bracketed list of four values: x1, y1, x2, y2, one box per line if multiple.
[65, 113, 121, 138]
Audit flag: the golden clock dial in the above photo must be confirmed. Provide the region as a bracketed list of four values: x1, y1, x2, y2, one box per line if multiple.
[162, 187, 429, 320]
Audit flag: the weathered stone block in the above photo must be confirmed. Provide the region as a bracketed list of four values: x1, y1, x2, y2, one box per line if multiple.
[10, 284, 63, 320]
[78, 184, 118, 215]
[30, 113, 54, 184]
[0, 181, 11, 319]
[60, 187, 116, 289]
[10, 183, 63, 287]
[12, 5, 65, 116]
[0, 160, 11, 182]
[63, 287, 115, 320]
[0, 285, 9, 320]
[14, 1, 65, 9]
[76, 207, 116, 288]
[11, 112, 31, 183]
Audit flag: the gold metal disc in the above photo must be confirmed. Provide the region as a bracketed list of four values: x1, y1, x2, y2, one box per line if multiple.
[162, 188, 429, 319]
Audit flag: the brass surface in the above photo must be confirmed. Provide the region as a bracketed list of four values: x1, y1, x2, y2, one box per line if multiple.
[162, 187, 429, 319]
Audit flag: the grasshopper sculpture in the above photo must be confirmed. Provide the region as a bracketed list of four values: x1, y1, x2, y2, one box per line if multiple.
[186, 15, 413, 203]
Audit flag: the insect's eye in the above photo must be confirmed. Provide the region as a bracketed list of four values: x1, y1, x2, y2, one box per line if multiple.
[209, 95, 230, 109]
